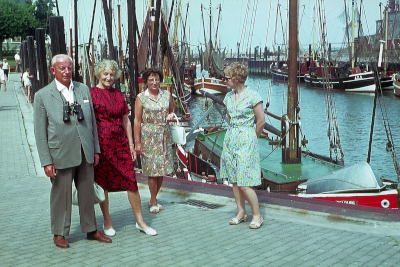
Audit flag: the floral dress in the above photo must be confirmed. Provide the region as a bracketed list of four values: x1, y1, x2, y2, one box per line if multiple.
[137, 89, 173, 176]
[91, 86, 138, 192]
[220, 87, 263, 187]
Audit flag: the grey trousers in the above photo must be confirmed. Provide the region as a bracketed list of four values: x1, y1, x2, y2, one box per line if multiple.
[50, 152, 97, 236]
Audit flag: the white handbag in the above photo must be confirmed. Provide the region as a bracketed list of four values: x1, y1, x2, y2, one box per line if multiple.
[169, 113, 186, 145]
[72, 182, 105, 205]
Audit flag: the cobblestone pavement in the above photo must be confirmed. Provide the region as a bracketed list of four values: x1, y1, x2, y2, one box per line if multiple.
[1, 73, 400, 267]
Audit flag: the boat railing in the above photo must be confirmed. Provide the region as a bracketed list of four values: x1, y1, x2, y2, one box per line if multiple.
[204, 135, 223, 149]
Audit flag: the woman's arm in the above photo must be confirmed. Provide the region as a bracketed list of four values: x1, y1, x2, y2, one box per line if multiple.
[226, 110, 230, 123]
[166, 92, 175, 120]
[253, 102, 265, 138]
[134, 97, 143, 155]
[122, 114, 136, 162]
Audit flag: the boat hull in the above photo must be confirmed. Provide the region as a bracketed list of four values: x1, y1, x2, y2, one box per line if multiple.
[394, 80, 400, 96]
[271, 68, 304, 83]
[194, 77, 230, 95]
[304, 72, 375, 93]
[297, 190, 398, 209]
[381, 76, 394, 90]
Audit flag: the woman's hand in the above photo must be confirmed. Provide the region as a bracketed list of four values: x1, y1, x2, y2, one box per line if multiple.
[130, 146, 137, 162]
[135, 143, 143, 156]
[166, 112, 176, 121]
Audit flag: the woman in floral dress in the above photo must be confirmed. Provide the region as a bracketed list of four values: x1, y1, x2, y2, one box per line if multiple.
[220, 62, 265, 229]
[134, 68, 175, 213]
[91, 60, 156, 236]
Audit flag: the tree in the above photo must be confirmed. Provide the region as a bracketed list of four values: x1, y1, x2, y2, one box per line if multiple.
[0, 0, 37, 59]
[34, 0, 56, 32]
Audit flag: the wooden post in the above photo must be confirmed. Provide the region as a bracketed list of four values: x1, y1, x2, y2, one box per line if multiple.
[102, 0, 116, 60]
[151, 0, 162, 67]
[20, 42, 27, 72]
[128, 0, 140, 168]
[49, 16, 67, 56]
[35, 29, 49, 90]
[27, 36, 38, 99]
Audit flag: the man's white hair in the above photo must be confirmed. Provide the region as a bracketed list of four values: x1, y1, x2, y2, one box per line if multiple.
[51, 54, 73, 67]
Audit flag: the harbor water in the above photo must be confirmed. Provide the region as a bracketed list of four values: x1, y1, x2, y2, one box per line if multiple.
[188, 75, 400, 183]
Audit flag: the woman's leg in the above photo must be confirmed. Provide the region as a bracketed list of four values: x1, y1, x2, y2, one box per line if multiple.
[127, 190, 150, 229]
[240, 186, 262, 224]
[148, 176, 159, 212]
[27, 86, 31, 102]
[155, 176, 163, 195]
[99, 189, 113, 229]
[231, 183, 247, 220]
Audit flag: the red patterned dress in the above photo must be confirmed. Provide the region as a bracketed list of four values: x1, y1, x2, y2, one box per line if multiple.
[91, 86, 138, 192]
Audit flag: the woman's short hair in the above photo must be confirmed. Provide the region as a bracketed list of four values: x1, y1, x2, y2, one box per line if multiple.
[94, 59, 122, 79]
[142, 68, 163, 84]
[225, 62, 248, 83]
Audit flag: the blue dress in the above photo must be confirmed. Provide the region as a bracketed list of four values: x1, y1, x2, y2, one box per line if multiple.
[220, 87, 263, 187]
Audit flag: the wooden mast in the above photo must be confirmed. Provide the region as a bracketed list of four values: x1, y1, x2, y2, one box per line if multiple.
[69, 1, 72, 57]
[282, 0, 300, 164]
[74, 0, 79, 81]
[87, 0, 97, 86]
[118, 1, 123, 82]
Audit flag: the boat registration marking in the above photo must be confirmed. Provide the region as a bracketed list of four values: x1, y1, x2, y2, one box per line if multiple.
[335, 200, 359, 205]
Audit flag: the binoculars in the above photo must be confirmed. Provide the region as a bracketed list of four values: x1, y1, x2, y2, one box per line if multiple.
[63, 102, 84, 122]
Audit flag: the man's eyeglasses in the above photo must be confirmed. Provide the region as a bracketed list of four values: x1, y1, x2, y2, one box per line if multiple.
[222, 76, 232, 81]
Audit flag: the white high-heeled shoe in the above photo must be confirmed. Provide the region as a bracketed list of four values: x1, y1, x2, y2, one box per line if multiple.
[103, 224, 116, 237]
[135, 223, 157, 236]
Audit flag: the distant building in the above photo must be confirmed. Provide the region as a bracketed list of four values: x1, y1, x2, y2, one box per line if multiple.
[357, 0, 400, 51]
[374, 0, 400, 49]
[2, 37, 22, 53]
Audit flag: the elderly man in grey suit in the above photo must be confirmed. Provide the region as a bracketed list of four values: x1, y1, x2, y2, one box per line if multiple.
[34, 54, 112, 248]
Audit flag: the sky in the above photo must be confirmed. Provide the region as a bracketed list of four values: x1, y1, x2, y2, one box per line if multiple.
[55, 0, 385, 55]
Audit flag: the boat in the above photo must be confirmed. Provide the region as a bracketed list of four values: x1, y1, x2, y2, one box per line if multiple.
[136, 1, 192, 110]
[377, 0, 400, 90]
[380, 74, 395, 90]
[394, 80, 400, 96]
[297, 162, 398, 209]
[304, 68, 376, 93]
[176, 0, 399, 209]
[304, 1, 376, 93]
[194, 1, 228, 95]
[193, 77, 230, 95]
[183, 64, 196, 91]
[179, 0, 344, 194]
[271, 68, 306, 83]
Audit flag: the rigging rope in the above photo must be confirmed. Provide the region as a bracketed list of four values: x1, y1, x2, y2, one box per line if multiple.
[317, 0, 345, 165]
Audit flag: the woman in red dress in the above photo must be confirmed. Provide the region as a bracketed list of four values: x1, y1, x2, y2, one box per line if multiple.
[91, 60, 156, 236]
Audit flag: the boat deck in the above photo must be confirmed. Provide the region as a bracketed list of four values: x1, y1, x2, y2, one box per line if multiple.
[200, 130, 342, 191]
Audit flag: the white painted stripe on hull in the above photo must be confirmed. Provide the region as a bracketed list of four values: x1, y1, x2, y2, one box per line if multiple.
[297, 189, 397, 198]
[344, 84, 375, 92]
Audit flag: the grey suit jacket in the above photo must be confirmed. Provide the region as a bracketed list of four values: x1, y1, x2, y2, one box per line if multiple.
[34, 80, 101, 169]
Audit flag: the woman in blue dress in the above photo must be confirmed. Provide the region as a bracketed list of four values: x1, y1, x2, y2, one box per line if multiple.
[220, 63, 265, 229]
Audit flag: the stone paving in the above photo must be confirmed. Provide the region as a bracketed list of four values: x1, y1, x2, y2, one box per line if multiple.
[1, 73, 400, 267]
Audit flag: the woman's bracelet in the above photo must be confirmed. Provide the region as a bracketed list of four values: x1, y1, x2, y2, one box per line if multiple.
[129, 144, 134, 147]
